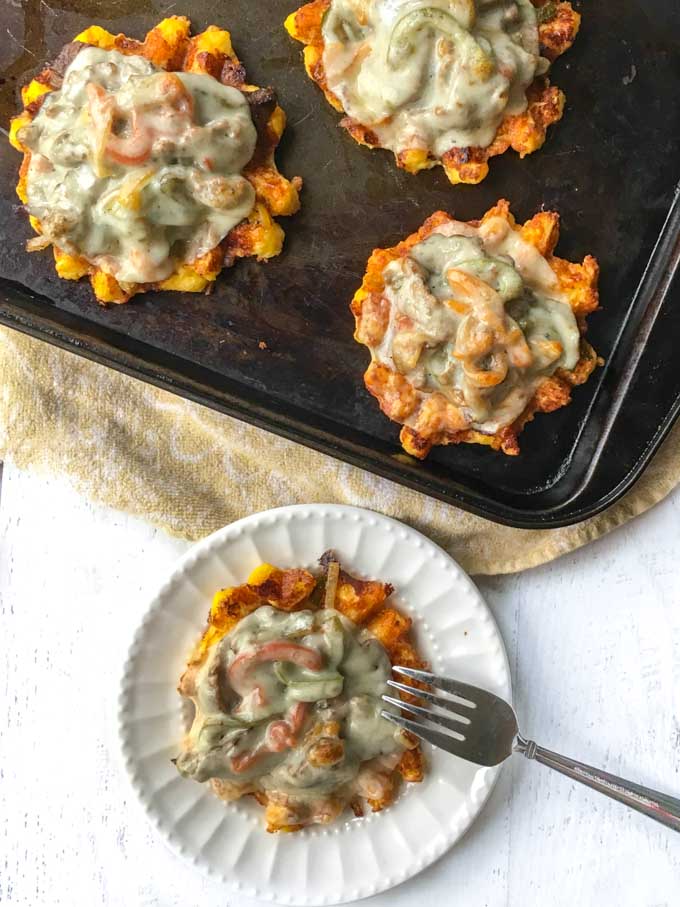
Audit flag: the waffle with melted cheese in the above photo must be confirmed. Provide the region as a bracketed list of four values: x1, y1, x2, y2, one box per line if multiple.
[177, 555, 426, 833]
[351, 200, 600, 458]
[10, 17, 302, 304]
[286, 0, 580, 184]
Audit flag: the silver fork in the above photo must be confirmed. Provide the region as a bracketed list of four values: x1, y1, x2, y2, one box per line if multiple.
[382, 667, 680, 832]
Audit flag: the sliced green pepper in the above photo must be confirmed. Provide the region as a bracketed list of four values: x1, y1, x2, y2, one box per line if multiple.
[387, 7, 493, 80]
[198, 716, 248, 748]
[286, 675, 344, 702]
[536, 1, 557, 25]
[274, 661, 340, 685]
[323, 6, 365, 44]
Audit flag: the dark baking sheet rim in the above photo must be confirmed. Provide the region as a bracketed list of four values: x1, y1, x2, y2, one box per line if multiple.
[1, 251, 678, 531]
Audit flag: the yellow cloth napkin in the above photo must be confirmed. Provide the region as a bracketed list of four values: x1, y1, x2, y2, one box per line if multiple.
[1, 326, 678, 574]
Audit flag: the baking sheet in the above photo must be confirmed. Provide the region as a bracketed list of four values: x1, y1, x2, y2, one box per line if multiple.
[1, 0, 679, 527]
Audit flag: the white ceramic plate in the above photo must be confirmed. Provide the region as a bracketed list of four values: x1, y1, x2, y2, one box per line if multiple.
[119, 504, 510, 905]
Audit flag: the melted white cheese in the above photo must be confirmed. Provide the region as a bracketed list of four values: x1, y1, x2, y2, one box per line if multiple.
[176, 607, 406, 804]
[20, 47, 257, 284]
[372, 216, 581, 433]
[322, 0, 545, 157]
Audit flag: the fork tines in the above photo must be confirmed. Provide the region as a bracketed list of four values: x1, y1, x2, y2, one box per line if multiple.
[381, 666, 503, 766]
[390, 666, 481, 703]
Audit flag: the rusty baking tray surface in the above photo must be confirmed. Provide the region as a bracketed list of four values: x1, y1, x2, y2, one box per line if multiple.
[1, 0, 679, 528]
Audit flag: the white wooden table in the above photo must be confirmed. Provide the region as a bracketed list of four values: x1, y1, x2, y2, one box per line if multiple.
[1, 460, 679, 906]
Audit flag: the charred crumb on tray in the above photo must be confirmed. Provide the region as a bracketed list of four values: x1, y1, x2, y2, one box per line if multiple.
[49, 40, 88, 77]
[220, 59, 247, 87]
[245, 87, 279, 141]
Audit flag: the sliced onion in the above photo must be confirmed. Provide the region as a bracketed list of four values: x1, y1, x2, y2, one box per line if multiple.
[26, 235, 51, 252]
[323, 560, 340, 609]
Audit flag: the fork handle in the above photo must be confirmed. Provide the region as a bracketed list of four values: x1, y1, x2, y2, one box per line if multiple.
[516, 735, 680, 832]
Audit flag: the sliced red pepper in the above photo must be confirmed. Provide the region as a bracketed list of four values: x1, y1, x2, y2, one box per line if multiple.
[106, 111, 153, 165]
[86, 82, 115, 132]
[231, 749, 266, 773]
[265, 721, 294, 752]
[229, 641, 323, 694]
[86, 75, 194, 168]
[265, 702, 309, 751]
[258, 641, 323, 670]
[287, 701, 309, 735]
[157, 72, 194, 118]
[231, 702, 310, 771]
